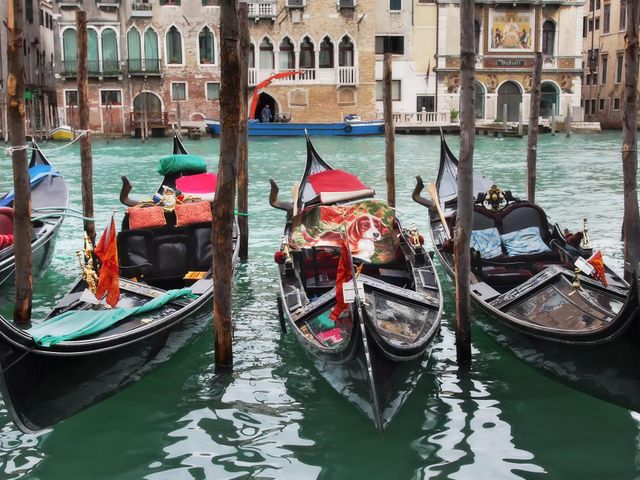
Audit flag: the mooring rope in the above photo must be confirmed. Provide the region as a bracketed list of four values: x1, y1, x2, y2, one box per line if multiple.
[3, 130, 90, 157]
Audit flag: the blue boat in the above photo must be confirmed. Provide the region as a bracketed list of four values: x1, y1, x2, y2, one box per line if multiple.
[205, 119, 385, 137]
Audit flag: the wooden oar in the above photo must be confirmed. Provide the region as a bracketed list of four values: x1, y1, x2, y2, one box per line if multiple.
[427, 182, 451, 239]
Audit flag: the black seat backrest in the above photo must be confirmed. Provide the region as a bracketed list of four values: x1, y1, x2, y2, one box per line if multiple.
[117, 229, 154, 276]
[152, 232, 193, 278]
[472, 209, 497, 231]
[190, 223, 212, 270]
[501, 203, 550, 242]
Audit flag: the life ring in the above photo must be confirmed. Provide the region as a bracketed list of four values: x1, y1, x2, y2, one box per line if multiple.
[344, 124, 353, 133]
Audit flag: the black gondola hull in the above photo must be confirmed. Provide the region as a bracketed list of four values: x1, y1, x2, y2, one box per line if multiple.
[0, 290, 214, 433]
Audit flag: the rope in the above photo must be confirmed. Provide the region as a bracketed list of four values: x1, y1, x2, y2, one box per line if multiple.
[3, 130, 90, 157]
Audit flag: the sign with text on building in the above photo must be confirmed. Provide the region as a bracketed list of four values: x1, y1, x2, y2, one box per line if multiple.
[484, 57, 535, 68]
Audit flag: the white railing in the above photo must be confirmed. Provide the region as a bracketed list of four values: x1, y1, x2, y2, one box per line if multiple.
[247, 1, 276, 19]
[297, 68, 316, 81]
[248, 68, 257, 86]
[393, 111, 450, 125]
[337, 66, 358, 85]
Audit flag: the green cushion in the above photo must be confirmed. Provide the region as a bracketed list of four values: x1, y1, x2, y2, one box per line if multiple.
[157, 154, 207, 176]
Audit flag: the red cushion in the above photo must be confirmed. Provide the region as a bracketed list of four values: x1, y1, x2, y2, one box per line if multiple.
[307, 170, 369, 193]
[0, 207, 13, 236]
[128, 206, 167, 230]
[176, 173, 217, 194]
[175, 201, 212, 227]
[0, 234, 13, 249]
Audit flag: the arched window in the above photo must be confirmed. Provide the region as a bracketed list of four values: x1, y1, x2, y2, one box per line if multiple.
[102, 28, 119, 74]
[249, 43, 255, 69]
[474, 20, 481, 55]
[542, 20, 555, 57]
[166, 26, 182, 64]
[88, 29, 99, 74]
[299, 36, 315, 69]
[475, 81, 485, 119]
[497, 81, 522, 122]
[127, 28, 142, 72]
[319, 36, 334, 68]
[199, 26, 215, 64]
[338, 36, 354, 67]
[144, 29, 159, 72]
[62, 28, 77, 74]
[259, 38, 274, 70]
[279, 37, 294, 70]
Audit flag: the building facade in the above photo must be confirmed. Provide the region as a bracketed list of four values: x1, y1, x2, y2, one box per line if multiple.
[437, 0, 584, 124]
[582, 0, 628, 128]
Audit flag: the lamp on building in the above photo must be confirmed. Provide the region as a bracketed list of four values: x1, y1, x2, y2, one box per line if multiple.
[588, 52, 597, 74]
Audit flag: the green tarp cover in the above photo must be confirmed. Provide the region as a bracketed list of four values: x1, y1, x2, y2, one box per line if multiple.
[157, 154, 207, 176]
[29, 288, 193, 347]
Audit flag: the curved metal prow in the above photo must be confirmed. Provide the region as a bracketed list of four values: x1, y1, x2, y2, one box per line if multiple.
[120, 176, 142, 207]
[412, 175, 435, 209]
[269, 178, 293, 213]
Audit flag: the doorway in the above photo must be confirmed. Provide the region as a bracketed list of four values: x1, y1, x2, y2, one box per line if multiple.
[497, 81, 522, 122]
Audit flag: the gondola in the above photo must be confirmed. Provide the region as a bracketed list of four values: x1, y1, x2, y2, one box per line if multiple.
[0, 141, 69, 289]
[0, 135, 238, 432]
[413, 133, 640, 412]
[269, 135, 442, 432]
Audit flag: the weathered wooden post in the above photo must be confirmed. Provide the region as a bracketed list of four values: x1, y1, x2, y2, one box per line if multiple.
[517, 102, 523, 136]
[76, 10, 95, 243]
[526, 52, 542, 204]
[237, 1, 250, 260]
[176, 100, 181, 136]
[622, 0, 640, 282]
[213, 0, 241, 368]
[454, 0, 475, 367]
[564, 102, 572, 137]
[551, 102, 556, 135]
[383, 46, 395, 208]
[8, 0, 33, 324]
[502, 104, 507, 129]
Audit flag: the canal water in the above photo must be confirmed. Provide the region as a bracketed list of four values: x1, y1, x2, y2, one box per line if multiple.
[0, 132, 637, 479]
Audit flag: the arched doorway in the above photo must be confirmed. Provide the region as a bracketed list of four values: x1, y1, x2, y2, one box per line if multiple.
[256, 92, 280, 122]
[497, 81, 522, 122]
[540, 82, 559, 118]
[132, 92, 163, 136]
[475, 81, 485, 119]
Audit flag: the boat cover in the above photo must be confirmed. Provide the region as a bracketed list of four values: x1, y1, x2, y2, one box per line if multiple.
[157, 154, 207, 176]
[176, 173, 217, 200]
[307, 169, 374, 204]
[28, 288, 194, 347]
[289, 200, 398, 264]
[0, 165, 60, 207]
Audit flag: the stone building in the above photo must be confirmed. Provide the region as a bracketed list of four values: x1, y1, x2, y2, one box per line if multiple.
[374, 0, 438, 116]
[244, 0, 376, 123]
[436, 0, 583, 124]
[51, 0, 376, 135]
[581, 0, 628, 128]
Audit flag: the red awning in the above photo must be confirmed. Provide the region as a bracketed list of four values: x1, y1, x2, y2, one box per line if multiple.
[176, 173, 217, 194]
[308, 170, 368, 193]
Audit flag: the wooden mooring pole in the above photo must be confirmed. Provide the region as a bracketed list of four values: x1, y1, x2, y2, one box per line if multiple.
[8, 0, 33, 324]
[76, 11, 95, 244]
[622, 0, 640, 282]
[383, 50, 395, 208]
[237, 1, 250, 261]
[454, 0, 475, 367]
[526, 52, 542, 204]
[213, 0, 241, 368]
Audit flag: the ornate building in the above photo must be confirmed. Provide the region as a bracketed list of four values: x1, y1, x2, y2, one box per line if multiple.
[436, 0, 584, 123]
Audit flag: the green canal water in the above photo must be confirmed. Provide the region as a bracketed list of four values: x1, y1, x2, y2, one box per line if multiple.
[0, 132, 637, 479]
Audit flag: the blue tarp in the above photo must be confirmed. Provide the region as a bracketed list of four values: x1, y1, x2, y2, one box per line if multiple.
[0, 165, 60, 207]
[29, 288, 193, 347]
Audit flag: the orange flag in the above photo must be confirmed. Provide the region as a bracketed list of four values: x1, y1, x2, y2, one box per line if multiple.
[587, 250, 608, 287]
[330, 236, 353, 321]
[94, 216, 120, 307]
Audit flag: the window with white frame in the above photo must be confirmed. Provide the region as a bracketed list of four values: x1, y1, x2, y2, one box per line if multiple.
[389, 0, 401, 11]
[64, 90, 78, 106]
[199, 26, 215, 64]
[101, 90, 122, 106]
[206, 82, 220, 101]
[166, 26, 183, 64]
[375, 80, 401, 101]
[171, 82, 187, 101]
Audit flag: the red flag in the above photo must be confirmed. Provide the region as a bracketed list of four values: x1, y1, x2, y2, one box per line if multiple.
[425, 59, 431, 87]
[587, 250, 608, 287]
[330, 236, 353, 321]
[94, 216, 120, 307]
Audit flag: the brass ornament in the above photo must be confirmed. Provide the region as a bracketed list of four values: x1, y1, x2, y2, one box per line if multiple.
[580, 217, 592, 250]
[486, 184, 506, 211]
[77, 232, 98, 295]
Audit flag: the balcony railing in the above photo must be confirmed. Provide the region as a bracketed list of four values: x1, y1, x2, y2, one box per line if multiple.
[127, 58, 162, 74]
[392, 111, 450, 125]
[297, 68, 316, 81]
[61, 60, 122, 76]
[247, 1, 276, 20]
[248, 67, 257, 86]
[130, 111, 169, 127]
[337, 66, 357, 85]
[131, 1, 153, 16]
